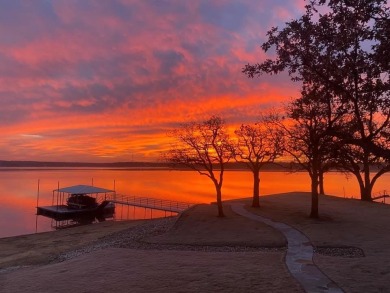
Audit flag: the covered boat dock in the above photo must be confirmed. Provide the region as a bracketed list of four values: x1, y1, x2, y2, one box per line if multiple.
[36, 184, 194, 221]
[36, 185, 116, 220]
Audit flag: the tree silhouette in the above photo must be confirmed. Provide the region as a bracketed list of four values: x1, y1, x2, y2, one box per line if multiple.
[335, 134, 390, 200]
[164, 116, 234, 217]
[234, 116, 284, 208]
[244, 0, 390, 201]
[275, 86, 343, 218]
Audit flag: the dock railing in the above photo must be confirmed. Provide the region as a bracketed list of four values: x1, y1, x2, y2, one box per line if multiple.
[103, 193, 195, 213]
[372, 190, 389, 203]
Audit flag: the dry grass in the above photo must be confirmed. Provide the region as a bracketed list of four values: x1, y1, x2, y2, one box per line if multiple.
[147, 203, 286, 247]
[1, 192, 389, 292]
[1, 249, 301, 293]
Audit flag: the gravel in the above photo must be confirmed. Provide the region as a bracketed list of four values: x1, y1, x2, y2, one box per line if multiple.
[53, 217, 285, 263]
[53, 217, 365, 263]
[314, 246, 365, 258]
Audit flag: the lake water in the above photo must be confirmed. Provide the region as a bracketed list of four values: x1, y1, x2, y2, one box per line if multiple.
[0, 168, 389, 238]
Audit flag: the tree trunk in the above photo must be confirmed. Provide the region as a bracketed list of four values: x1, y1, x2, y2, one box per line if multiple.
[319, 171, 325, 195]
[361, 182, 373, 202]
[310, 167, 319, 218]
[252, 169, 260, 208]
[361, 162, 373, 201]
[353, 170, 365, 198]
[215, 185, 225, 217]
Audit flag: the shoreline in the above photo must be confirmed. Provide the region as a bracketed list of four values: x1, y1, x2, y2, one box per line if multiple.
[3, 190, 388, 240]
[1, 191, 388, 242]
[1, 192, 390, 292]
[1, 169, 389, 240]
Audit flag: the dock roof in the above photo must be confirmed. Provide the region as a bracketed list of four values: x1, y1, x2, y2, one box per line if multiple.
[54, 185, 115, 194]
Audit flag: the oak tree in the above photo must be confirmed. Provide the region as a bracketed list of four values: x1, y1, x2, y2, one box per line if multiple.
[244, 0, 390, 201]
[277, 86, 342, 218]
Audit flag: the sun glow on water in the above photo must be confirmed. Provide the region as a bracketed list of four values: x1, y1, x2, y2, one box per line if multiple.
[0, 168, 389, 238]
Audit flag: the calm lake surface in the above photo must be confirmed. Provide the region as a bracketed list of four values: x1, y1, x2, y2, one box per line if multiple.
[0, 168, 389, 239]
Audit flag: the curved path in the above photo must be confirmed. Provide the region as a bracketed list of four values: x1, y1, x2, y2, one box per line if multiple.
[230, 203, 343, 293]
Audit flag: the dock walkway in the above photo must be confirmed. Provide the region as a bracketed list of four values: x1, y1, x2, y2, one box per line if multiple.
[106, 194, 194, 213]
[372, 194, 389, 202]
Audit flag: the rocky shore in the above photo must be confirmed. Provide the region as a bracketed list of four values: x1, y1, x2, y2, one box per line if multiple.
[54, 215, 365, 266]
[54, 216, 286, 264]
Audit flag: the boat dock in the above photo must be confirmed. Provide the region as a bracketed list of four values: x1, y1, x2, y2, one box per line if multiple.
[37, 195, 193, 220]
[36, 184, 195, 222]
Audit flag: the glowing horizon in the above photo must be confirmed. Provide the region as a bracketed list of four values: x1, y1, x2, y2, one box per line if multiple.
[0, 1, 304, 162]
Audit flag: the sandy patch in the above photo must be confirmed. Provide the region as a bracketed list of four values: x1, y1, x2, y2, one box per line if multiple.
[0, 220, 149, 269]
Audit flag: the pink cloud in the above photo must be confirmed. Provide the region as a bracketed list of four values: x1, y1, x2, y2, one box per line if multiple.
[0, 0, 305, 162]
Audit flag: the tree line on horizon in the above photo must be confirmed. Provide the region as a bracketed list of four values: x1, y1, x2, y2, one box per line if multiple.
[164, 0, 390, 219]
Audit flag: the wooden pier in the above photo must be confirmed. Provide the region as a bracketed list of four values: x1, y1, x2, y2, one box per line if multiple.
[105, 194, 194, 214]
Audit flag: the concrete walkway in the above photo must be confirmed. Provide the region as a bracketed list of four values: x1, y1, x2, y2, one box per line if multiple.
[230, 203, 343, 293]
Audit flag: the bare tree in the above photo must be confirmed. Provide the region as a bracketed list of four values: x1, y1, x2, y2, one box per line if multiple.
[164, 116, 234, 217]
[234, 116, 284, 208]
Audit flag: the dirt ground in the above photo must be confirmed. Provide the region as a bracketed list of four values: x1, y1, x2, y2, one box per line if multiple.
[1, 192, 389, 292]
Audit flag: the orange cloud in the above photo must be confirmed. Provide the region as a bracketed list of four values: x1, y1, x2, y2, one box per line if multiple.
[0, 0, 305, 162]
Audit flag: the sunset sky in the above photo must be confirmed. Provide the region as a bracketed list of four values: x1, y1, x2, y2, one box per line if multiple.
[1, 0, 305, 162]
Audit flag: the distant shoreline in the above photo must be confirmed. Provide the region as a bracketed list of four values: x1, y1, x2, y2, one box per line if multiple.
[0, 167, 295, 173]
[0, 160, 290, 171]
[0, 160, 384, 173]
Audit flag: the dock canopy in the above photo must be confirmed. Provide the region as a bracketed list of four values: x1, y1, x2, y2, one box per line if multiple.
[54, 185, 115, 194]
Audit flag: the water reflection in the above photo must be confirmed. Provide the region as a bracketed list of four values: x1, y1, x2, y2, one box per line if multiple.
[0, 168, 389, 238]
